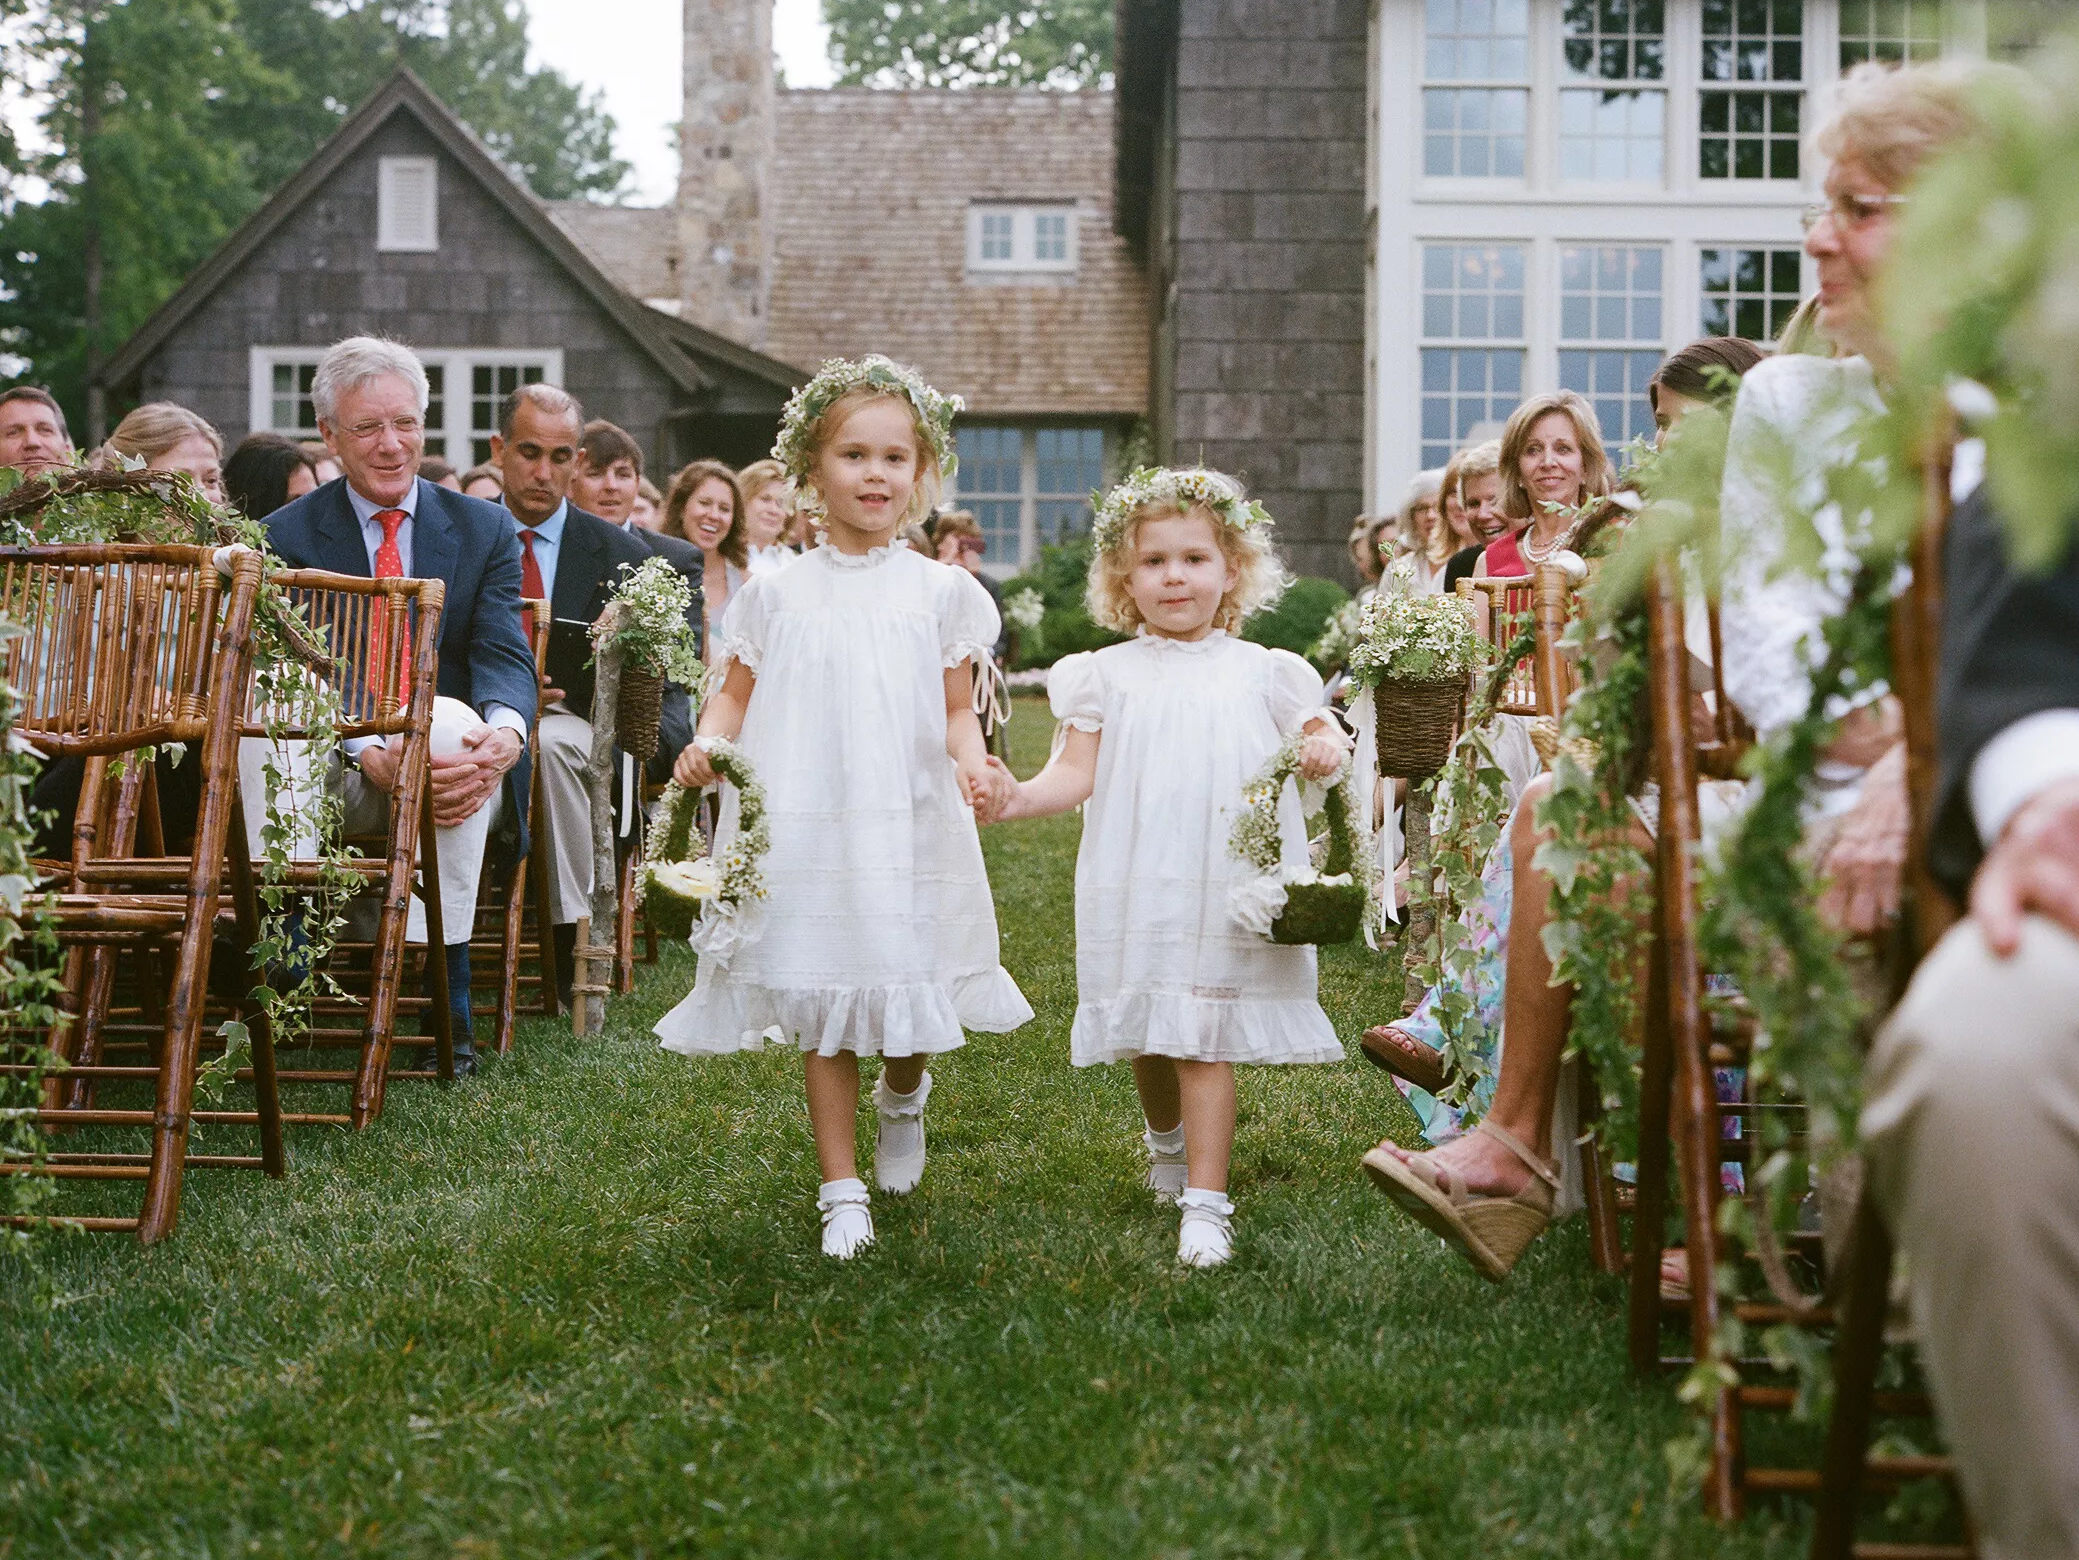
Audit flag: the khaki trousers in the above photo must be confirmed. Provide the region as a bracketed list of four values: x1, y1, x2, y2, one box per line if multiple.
[1862, 914, 2079, 1560]
[537, 710, 595, 927]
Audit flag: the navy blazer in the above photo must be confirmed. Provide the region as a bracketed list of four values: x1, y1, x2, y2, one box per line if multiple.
[262, 475, 541, 857]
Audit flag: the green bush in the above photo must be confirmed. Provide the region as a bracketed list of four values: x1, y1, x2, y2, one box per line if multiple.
[1244, 576, 1351, 663]
[1000, 532, 1123, 670]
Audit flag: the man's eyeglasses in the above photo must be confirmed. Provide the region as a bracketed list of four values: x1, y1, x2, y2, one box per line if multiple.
[1800, 192, 1908, 234]
[339, 416, 424, 443]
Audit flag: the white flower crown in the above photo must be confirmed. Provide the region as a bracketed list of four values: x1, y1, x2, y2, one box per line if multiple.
[1090, 467, 1274, 555]
[771, 355, 963, 503]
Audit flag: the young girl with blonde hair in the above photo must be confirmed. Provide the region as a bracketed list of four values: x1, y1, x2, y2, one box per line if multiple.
[989, 468, 1349, 1268]
[658, 356, 1033, 1259]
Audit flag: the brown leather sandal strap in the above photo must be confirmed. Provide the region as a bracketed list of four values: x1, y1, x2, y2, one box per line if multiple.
[1474, 1119, 1563, 1193]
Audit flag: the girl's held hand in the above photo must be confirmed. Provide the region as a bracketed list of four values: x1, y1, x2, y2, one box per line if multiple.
[673, 741, 719, 789]
[958, 754, 1013, 822]
[1296, 729, 1347, 781]
[975, 756, 1020, 823]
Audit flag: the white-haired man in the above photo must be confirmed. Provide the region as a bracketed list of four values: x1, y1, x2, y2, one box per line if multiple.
[254, 336, 539, 1076]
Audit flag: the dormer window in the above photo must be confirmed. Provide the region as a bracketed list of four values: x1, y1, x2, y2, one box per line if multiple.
[967, 203, 1078, 275]
[378, 156, 439, 252]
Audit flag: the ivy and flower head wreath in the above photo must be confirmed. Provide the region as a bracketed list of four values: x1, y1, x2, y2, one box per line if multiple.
[1090, 466, 1276, 557]
[772, 355, 963, 523]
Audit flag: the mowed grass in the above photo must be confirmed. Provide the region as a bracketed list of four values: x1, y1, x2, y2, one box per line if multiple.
[0, 696, 1818, 1559]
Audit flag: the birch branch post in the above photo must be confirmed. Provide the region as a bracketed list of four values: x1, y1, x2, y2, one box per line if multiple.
[575, 603, 626, 1037]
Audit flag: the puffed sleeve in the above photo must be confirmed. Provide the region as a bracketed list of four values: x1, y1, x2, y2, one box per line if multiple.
[1047, 651, 1105, 732]
[939, 566, 1003, 669]
[1265, 647, 1331, 736]
[712, 572, 773, 676]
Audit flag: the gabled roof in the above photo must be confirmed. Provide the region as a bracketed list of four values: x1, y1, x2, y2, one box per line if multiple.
[104, 67, 805, 399]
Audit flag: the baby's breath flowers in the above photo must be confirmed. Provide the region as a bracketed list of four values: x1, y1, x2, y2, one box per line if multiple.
[1344, 589, 1482, 688]
[595, 556, 706, 686]
[773, 354, 963, 492]
[638, 739, 771, 961]
[1090, 467, 1273, 556]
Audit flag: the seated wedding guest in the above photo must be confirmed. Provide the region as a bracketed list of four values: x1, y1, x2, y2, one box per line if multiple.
[92, 402, 227, 506]
[298, 438, 342, 487]
[1348, 512, 1391, 599]
[736, 458, 797, 575]
[223, 431, 319, 520]
[630, 478, 663, 532]
[421, 455, 460, 490]
[0, 386, 71, 477]
[1439, 442, 1504, 594]
[568, 418, 703, 633]
[663, 458, 747, 642]
[932, 510, 1009, 661]
[258, 336, 537, 1076]
[460, 463, 503, 502]
[1474, 392, 1614, 580]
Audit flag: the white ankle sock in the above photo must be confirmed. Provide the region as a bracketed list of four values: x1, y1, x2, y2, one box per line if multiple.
[873, 1071, 931, 1196]
[1143, 1122, 1188, 1202]
[817, 1177, 874, 1259]
[1176, 1186, 1235, 1269]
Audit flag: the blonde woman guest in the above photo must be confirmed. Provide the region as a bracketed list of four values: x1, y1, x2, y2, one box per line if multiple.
[1440, 440, 1505, 594]
[737, 457, 797, 575]
[94, 402, 227, 505]
[631, 478, 663, 532]
[665, 458, 749, 641]
[1475, 392, 1614, 580]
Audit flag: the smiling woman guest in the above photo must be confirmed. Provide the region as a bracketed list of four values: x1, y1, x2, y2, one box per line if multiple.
[1438, 439, 1503, 594]
[1475, 391, 1613, 580]
[665, 458, 748, 639]
[736, 458, 797, 575]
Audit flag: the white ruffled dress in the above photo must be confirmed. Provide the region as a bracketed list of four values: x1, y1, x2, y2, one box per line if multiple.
[1050, 631, 1345, 1068]
[654, 542, 1033, 1058]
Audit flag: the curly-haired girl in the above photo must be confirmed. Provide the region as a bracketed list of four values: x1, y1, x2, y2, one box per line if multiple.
[657, 356, 1033, 1260]
[988, 468, 1349, 1268]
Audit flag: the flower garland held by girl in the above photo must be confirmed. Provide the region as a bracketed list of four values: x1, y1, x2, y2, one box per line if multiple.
[654, 354, 1031, 1261]
[984, 467, 1350, 1269]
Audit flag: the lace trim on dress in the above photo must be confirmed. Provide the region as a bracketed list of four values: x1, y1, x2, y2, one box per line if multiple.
[1133, 626, 1228, 655]
[711, 633, 761, 674]
[818, 540, 908, 571]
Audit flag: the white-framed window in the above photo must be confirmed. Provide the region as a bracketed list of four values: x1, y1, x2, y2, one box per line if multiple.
[1700, 0, 1804, 181]
[1700, 245, 1803, 340]
[248, 347, 564, 466]
[950, 424, 1108, 571]
[1557, 244, 1665, 453]
[966, 204, 1080, 274]
[1420, 242, 1527, 469]
[1840, 0, 1943, 67]
[1423, 0, 1531, 179]
[1560, 0, 1667, 183]
[377, 156, 439, 253]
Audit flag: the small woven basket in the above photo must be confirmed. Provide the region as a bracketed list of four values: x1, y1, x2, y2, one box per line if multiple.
[617, 666, 664, 761]
[1374, 673, 1467, 779]
[1268, 780, 1367, 947]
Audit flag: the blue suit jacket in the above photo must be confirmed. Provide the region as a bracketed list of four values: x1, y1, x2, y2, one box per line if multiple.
[262, 475, 541, 860]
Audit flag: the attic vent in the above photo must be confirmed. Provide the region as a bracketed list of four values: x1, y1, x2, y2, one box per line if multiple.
[378, 156, 439, 253]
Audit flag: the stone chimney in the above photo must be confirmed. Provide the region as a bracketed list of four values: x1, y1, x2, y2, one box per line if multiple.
[679, 0, 775, 347]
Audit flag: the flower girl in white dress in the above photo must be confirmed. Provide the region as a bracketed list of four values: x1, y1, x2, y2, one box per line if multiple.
[989, 469, 1348, 1267]
[658, 357, 1032, 1259]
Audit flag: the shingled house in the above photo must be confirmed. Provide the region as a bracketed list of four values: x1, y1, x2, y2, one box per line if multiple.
[104, 68, 804, 474]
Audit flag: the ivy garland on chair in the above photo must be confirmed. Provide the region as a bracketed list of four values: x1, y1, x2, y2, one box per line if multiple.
[0, 651, 63, 1251]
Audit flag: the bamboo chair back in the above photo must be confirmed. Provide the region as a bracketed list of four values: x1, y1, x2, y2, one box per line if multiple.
[0, 543, 279, 1243]
[1456, 574, 1539, 715]
[244, 572, 446, 740]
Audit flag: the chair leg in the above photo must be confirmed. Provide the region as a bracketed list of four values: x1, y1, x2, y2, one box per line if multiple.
[493, 858, 524, 1057]
[1810, 1193, 1896, 1560]
[1630, 900, 1677, 1377]
[1576, 1062, 1625, 1275]
[224, 793, 285, 1178]
[420, 785, 452, 1086]
[614, 846, 637, 996]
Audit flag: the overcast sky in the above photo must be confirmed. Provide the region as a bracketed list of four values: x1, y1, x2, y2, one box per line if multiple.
[526, 0, 835, 205]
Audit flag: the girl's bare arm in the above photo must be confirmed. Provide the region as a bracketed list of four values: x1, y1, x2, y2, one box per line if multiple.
[672, 661, 756, 787]
[995, 727, 1099, 821]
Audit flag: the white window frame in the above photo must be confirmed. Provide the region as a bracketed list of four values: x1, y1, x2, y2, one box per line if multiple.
[1417, 240, 1531, 469]
[1698, 241, 1809, 340]
[1557, 0, 1671, 187]
[1421, 0, 1533, 185]
[948, 423, 1109, 574]
[1556, 243, 1669, 455]
[377, 156, 440, 253]
[248, 346, 566, 465]
[965, 204, 1081, 275]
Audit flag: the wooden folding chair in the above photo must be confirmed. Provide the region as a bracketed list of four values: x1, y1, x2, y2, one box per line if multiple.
[1457, 573, 1540, 715]
[465, 598, 558, 1053]
[0, 543, 281, 1243]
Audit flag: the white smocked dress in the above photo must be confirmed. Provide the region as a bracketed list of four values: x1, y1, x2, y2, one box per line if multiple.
[1050, 630, 1345, 1068]
[654, 542, 1033, 1058]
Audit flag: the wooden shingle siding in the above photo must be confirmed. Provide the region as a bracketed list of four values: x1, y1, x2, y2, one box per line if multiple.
[1166, 0, 1369, 580]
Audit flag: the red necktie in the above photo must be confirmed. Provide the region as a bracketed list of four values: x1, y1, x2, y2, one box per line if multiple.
[372, 508, 411, 708]
[518, 528, 545, 644]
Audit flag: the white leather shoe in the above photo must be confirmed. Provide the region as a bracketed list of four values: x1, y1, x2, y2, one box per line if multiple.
[1143, 1128, 1188, 1204]
[817, 1178, 875, 1259]
[873, 1070, 931, 1196]
[1176, 1188, 1235, 1269]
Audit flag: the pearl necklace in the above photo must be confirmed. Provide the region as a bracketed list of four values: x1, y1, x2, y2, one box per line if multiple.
[1521, 519, 1579, 564]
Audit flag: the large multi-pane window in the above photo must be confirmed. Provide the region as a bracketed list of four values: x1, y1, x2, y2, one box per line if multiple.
[1700, 0, 1804, 181]
[1840, 0, 1942, 67]
[1560, 0, 1667, 183]
[1557, 245, 1664, 453]
[1423, 0, 1530, 179]
[1420, 243, 1527, 468]
[952, 425, 1108, 570]
[1700, 246, 1802, 341]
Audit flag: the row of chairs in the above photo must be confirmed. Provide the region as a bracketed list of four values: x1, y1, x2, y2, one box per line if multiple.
[1447, 496, 1967, 1556]
[2, 542, 569, 1243]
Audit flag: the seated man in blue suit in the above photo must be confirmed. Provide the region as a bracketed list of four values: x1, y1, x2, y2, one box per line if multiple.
[252, 335, 538, 1076]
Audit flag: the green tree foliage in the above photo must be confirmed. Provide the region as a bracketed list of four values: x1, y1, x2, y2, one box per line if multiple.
[825, 0, 1113, 88]
[0, 0, 629, 431]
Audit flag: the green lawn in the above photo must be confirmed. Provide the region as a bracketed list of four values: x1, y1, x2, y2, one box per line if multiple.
[0, 696, 1821, 1558]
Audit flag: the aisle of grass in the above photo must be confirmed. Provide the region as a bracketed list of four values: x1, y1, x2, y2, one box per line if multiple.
[0, 697, 1817, 1558]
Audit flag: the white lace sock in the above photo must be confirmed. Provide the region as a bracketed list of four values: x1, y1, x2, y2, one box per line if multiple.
[1176, 1187, 1235, 1269]
[1143, 1121, 1188, 1203]
[873, 1071, 932, 1195]
[817, 1178, 875, 1259]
